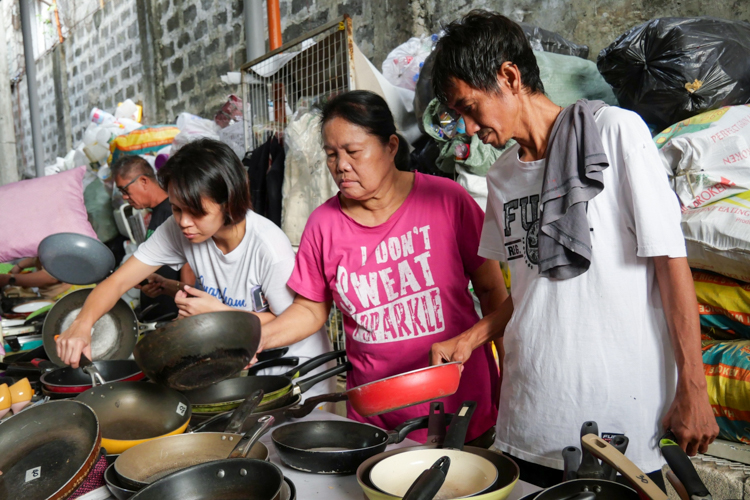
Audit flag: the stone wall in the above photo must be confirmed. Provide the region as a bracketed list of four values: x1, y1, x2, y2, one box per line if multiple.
[6, 0, 750, 177]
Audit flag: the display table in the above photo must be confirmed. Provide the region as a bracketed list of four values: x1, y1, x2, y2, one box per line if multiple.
[93, 408, 541, 500]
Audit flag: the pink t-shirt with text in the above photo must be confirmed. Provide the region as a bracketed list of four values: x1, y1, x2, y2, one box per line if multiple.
[288, 173, 499, 442]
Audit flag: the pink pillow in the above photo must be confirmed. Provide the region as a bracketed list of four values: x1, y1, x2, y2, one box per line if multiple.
[0, 166, 98, 262]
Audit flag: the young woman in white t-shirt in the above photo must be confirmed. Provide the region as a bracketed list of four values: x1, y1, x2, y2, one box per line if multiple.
[56, 139, 332, 376]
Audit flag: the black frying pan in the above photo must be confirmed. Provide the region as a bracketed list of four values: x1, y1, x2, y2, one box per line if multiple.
[129, 458, 284, 500]
[133, 311, 262, 390]
[0, 400, 101, 500]
[272, 413, 437, 474]
[38, 232, 116, 285]
[185, 350, 347, 412]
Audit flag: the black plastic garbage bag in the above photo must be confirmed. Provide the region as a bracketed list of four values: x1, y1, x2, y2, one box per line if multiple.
[597, 17, 750, 131]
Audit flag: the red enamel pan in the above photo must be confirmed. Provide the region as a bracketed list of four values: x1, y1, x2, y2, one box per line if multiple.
[40, 359, 144, 394]
[347, 362, 462, 417]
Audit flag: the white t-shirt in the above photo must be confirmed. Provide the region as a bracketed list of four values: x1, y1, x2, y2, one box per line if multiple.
[480, 107, 686, 472]
[135, 209, 335, 397]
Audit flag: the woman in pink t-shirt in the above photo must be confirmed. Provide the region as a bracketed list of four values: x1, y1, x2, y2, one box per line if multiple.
[261, 91, 508, 444]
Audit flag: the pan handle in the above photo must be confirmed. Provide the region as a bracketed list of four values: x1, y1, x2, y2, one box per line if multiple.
[659, 431, 712, 500]
[295, 361, 352, 394]
[281, 349, 346, 379]
[224, 389, 265, 434]
[285, 391, 350, 419]
[442, 401, 476, 450]
[80, 354, 106, 387]
[601, 435, 629, 481]
[228, 415, 275, 459]
[386, 414, 436, 445]
[402, 456, 451, 500]
[246, 357, 300, 376]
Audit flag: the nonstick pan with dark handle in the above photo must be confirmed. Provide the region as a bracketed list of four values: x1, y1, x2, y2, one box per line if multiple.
[0, 400, 101, 500]
[134, 310, 262, 390]
[271, 410, 441, 474]
[186, 350, 347, 412]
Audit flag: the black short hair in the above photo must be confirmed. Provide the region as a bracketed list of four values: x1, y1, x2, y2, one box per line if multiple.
[158, 138, 252, 226]
[321, 90, 410, 171]
[110, 155, 155, 180]
[432, 10, 544, 103]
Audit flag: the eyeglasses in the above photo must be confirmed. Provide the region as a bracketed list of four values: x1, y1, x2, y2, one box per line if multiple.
[117, 175, 144, 196]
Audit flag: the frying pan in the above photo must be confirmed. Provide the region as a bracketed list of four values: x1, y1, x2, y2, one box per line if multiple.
[528, 479, 639, 500]
[348, 362, 462, 417]
[128, 448, 284, 500]
[133, 311, 262, 390]
[38, 232, 116, 285]
[0, 400, 101, 500]
[42, 289, 154, 367]
[271, 412, 438, 474]
[40, 360, 144, 394]
[369, 401, 497, 499]
[581, 434, 668, 500]
[185, 350, 348, 412]
[114, 391, 270, 490]
[75, 381, 192, 454]
[357, 444, 519, 500]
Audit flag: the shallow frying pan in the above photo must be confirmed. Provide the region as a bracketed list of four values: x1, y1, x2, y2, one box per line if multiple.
[114, 391, 269, 490]
[43, 289, 159, 366]
[348, 362, 462, 417]
[185, 350, 347, 412]
[75, 381, 192, 454]
[41, 360, 143, 394]
[271, 412, 438, 474]
[129, 451, 284, 500]
[0, 400, 101, 500]
[38, 232, 116, 285]
[105, 463, 136, 500]
[369, 402, 497, 499]
[134, 311, 261, 390]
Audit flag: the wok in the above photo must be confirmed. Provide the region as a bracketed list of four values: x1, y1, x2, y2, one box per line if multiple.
[40, 359, 143, 394]
[0, 400, 101, 500]
[134, 311, 262, 390]
[271, 412, 437, 474]
[114, 391, 270, 490]
[75, 381, 191, 454]
[43, 289, 159, 367]
[186, 350, 348, 412]
[38, 232, 116, 285]
[348, 362, 462, 417]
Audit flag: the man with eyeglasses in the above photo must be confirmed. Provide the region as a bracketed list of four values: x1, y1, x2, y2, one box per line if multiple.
[111, 155, 195, 320]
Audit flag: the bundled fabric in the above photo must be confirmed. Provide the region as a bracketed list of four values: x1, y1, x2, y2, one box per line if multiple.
[703, 339, 750, 444]
[694, 270, 750, 339]
[598, 17, 750, 131]
[655, 105, 750, 209]
[109, 125, 180, 164]
[681, 190, 750, 282]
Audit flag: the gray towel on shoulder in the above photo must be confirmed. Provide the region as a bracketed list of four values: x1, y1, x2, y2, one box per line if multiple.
[539, 99, 609, 280]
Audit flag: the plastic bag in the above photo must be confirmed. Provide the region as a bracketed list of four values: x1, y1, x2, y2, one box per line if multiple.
[84, 177, 120, 243]
[694, 270, 750, 340]
[214, 95, 243, 128]
[382, 35, 437, 91]
[520, 23, 589, 59]
[172, 113, 221, 152]
[655, 105, 750, 209]
[218, 119, 246, 160]
[702, 339, 750, 444]
[109, 125, 180, 164]
[597, 17, 750, 131]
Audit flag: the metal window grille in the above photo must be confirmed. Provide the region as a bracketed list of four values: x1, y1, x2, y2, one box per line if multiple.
[241, 16, 356, 151]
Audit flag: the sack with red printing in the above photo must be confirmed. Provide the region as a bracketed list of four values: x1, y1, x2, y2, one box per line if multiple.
[655, 105, 750, 209]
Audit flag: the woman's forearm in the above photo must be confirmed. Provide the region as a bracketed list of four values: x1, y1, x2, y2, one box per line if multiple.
[262, 298, 331, 349]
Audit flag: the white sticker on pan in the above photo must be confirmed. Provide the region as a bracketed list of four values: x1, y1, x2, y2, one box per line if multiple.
[176, 402, 187, 416]
[25, 467, 41, 482]
[458, 407, 469, 417]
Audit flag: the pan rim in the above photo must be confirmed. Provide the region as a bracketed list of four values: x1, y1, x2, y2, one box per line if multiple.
[348, 362, 462, 392]
[272, 420, 390, 454]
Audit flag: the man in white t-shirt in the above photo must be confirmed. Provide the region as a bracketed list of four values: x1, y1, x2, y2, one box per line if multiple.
[428, 10, 718, 488]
